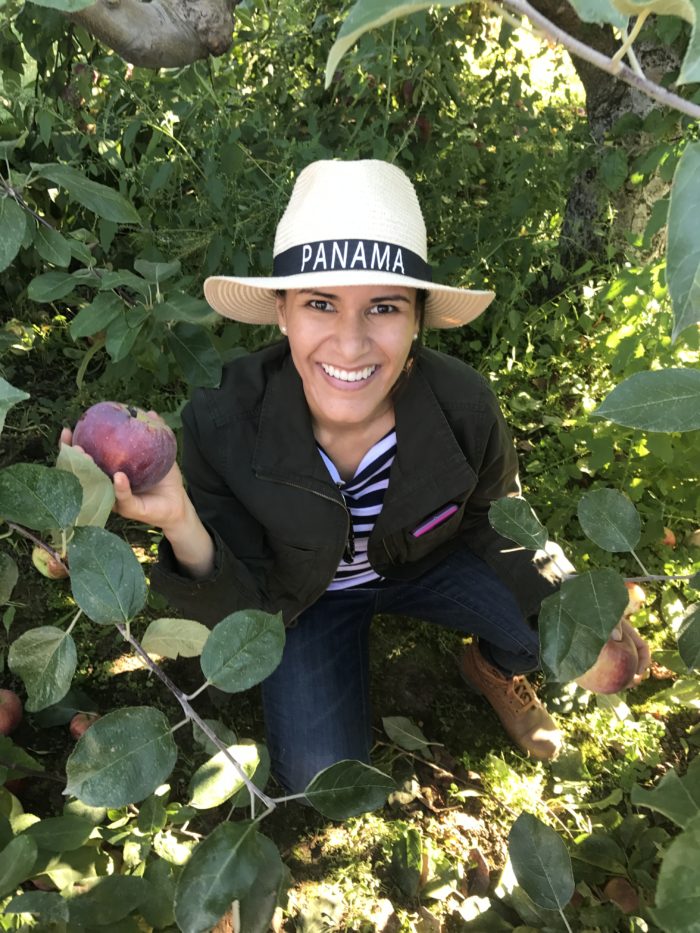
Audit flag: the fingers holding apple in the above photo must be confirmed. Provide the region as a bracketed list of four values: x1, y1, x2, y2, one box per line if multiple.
[575, 620, 651, 694]
[112, 461, 190, 531]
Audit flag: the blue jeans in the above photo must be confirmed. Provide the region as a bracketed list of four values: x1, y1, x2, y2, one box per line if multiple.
[261, 546, 543, 793]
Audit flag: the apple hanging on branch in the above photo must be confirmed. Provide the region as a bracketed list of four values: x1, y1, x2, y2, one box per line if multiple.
[73, 402, 177, 492]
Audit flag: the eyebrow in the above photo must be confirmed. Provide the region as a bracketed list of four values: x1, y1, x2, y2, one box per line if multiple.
[298, 289, 412, 303]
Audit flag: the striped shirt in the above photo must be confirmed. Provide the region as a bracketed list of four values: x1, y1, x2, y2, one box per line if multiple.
[318, 430, 396, 590]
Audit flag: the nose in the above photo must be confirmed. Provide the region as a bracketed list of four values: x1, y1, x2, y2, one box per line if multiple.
[332, 310, 371, 360]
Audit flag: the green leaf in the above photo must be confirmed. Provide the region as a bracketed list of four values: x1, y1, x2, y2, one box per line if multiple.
[69, 292, 123, 340]
[0, 464, 82, 531]
[67, 875, 151, 926]
[192, 718, 237, 757]
[508, 813, 574, 910]
[0, 834, 38, 897]
[23, 814, 95, 852]
[133, 258, 181, 283]
[0, 377, 29, 437]
[8, 626, 77, 712]
[173, 821, 262, 933]
[539, 570, 629, 681]
[5, 891, 69, 923]
[383, 715, 431, 751]
[35, 163, 141, 224]
[35, 225, 72, 267]
[0, 198, 27, 273]
[200, 610, 285, 693]
[325, 0, 465, 87]
[568, 0, 628, 26]
[304, 760, 395, 819]
[65, 707, 178, 807]
[27, 271, 79, 302]
[631, 757, 700, 829]
[137, 794, 168, 834]
[142, 618, 210, 659]
[488, 497, 548, 550]
[572, 832, 628, 873]
[188, 741, 261, 810]
[577, 488, 641, 552]
[678, 605, 700, 670]
[31, 686, 98, 727]
[668, 143, 700, 341]
[166, 323, 223, 388]
[238, 834, 290, 933]
[390, 827, 423, 898]
[29, 0, 95, 9]
[0, 736, 44, 787]
[68, 526, 147, 625]
[56, 444, 116, 528]
[140, 858, 176, 929]
[0, 553, 18, 605]
[600, 149, 628, 191]
[154, 292, 218, 325]
[105, 312, 145, 362]
[611, 1, 700, 82]
[651, 811, 700, 932]
[593, 369, 700, 432]
[229, 743, 270, 809]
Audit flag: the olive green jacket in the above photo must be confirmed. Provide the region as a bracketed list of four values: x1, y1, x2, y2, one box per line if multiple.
[151, 342, 543, 627]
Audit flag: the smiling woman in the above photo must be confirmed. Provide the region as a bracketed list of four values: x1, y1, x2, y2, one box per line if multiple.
[98, 159, 649, 794]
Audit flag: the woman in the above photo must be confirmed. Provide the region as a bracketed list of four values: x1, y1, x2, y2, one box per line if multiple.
[69, 160, 648, 793]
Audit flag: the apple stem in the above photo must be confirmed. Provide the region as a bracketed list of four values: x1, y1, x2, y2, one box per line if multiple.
[5, 522, 69, 574]
[114, 622, 275, 812]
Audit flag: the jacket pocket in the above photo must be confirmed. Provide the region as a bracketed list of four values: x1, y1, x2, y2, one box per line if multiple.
[384, 499, 467, 565]
[266, 534, 326, 602]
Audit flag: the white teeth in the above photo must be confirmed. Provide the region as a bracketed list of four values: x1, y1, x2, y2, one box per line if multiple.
[321, 363, 377, 382]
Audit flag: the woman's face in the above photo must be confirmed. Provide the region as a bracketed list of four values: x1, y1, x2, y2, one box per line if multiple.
[276, 284, 419, 432]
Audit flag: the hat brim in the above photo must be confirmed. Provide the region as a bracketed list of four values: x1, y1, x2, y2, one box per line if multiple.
[204, 273, 494, 330]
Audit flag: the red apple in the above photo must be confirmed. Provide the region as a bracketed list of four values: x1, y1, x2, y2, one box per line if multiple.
[32, 546, 69, 580]
[69, 712, 100, 739]
[603, 877, 639, 914]
[624, 581, 646, 616]
[661, 527, 676, 548]
[0, 689, 22, 736]
[73, 402, 176, 492]
[576, 630, 639, 694]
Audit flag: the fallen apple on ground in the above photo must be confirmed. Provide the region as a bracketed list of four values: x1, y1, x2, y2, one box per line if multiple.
[603, 877, 639, 914]
[32, 546, 68, 580]
[72, 401, 176, 491]
[69, 712, 101, 739]
[576, 629, 639, 694]
[661, 527, 676, 548]
[686, 529, 700, 547]
[0, 689, 22, 736]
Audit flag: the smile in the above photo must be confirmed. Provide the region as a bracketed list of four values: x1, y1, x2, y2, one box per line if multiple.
[320, 363, 377, 382]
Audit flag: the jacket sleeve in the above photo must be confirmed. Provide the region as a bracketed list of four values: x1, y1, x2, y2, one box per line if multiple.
[149, 401, 267, 628]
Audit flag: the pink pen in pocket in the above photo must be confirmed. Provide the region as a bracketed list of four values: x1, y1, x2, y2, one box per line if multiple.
[411, 503, 460, 538]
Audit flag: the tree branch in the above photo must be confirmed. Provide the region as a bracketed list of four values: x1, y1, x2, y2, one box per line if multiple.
[69, 0, 235, 69]
[501, 0, 700, 122]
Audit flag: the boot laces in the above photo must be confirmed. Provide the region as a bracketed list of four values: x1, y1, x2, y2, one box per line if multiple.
[506, 675, 540, 715]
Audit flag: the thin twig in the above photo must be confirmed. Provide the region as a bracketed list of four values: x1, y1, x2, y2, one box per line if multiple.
[499, 0, 700, 121]
[114, 622, 275, 812]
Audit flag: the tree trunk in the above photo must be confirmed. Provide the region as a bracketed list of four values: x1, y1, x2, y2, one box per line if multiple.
[530, 1, 680, 268]
[69, 0, 235, 69]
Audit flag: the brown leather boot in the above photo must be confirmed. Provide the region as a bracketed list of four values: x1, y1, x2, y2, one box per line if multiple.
[459, 642, 561, 761]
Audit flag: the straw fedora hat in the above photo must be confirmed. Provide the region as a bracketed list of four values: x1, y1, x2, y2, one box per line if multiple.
[203, 159, 495, 329]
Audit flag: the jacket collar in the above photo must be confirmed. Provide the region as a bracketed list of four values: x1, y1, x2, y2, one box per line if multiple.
[252, 347, 474, 518]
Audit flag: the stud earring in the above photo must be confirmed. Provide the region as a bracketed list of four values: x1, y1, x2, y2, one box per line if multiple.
[412, 333, 418, 340]
[280, 325, 287, 335]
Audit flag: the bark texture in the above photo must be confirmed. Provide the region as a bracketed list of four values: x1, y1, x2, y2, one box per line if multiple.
[69, 0, 235, 68]
[529, 1, 680, 267]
